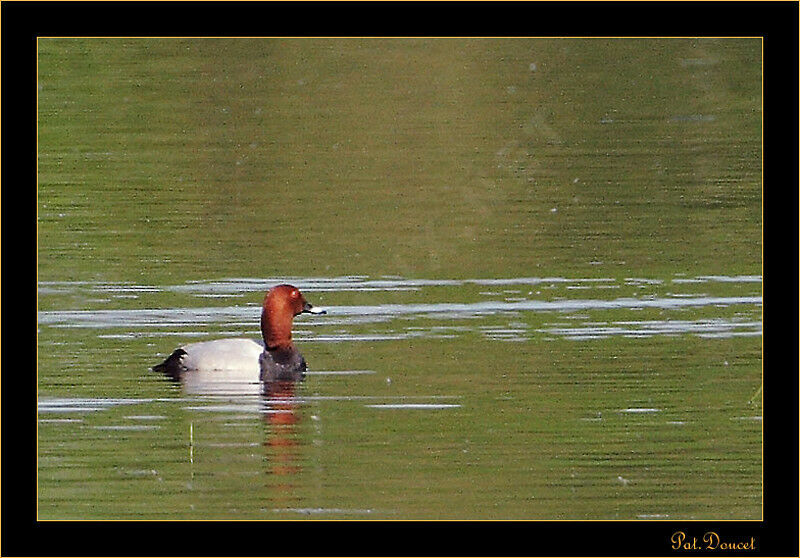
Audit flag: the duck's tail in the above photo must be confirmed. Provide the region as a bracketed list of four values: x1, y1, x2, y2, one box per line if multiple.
[152, 348, 187, 381]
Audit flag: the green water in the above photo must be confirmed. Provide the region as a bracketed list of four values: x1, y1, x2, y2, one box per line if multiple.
[37, 38, 761, 520]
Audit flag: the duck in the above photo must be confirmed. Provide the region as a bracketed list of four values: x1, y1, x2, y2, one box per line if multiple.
[153, 284, 326, 383]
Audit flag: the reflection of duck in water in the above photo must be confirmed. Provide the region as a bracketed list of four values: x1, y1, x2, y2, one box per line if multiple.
[263, 380, 302, 478]
[153, 284, 326, 383]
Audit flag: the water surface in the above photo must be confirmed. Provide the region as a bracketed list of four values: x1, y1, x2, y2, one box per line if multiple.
[37, 38, 761, 520]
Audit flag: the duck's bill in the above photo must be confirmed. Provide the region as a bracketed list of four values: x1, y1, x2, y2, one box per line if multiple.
[303, 303, 327, 315]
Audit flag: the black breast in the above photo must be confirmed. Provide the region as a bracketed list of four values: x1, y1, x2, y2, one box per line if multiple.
[259, 347, 307, 382]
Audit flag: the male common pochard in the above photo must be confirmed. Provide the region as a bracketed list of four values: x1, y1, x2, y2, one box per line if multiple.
[153, 284, 326, 382]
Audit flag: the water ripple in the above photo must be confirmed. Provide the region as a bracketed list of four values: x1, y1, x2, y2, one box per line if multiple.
[37, 276, 761, 344]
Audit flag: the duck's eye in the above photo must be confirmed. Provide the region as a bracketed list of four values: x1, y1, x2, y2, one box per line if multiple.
[291, 289, 299, 299]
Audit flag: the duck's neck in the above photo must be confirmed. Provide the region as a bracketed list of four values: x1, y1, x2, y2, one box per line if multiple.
[261, 305, 295, 351]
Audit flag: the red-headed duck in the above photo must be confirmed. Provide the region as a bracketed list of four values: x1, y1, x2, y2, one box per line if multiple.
[153, 284, 326, 382]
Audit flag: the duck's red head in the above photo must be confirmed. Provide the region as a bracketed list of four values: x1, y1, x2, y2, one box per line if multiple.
[260, 284, 325, 350]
